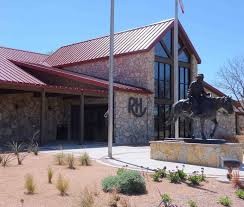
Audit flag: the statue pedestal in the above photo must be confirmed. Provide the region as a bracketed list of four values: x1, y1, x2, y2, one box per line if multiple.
[150, 140, 243, 168]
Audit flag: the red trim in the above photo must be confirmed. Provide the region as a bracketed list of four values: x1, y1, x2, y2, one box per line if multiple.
[0, 80, 107, 95]
[12, 60, 152, 95]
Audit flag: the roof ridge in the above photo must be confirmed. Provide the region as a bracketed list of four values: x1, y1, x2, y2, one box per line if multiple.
[57, 18, 174, 50]
[0, 46, 48, 56]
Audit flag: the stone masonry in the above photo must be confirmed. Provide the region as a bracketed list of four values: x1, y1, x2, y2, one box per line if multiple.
[0, 93, 68, 144]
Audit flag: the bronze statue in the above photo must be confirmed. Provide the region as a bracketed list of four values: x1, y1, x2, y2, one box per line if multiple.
[187, 74, 207, 116]
[167, 74, 234, 139]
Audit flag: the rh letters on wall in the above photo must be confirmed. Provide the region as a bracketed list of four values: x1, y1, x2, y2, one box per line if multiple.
[128, 97, 147, 117]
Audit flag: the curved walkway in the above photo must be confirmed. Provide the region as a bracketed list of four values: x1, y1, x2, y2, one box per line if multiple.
[41, 144, 244, 177]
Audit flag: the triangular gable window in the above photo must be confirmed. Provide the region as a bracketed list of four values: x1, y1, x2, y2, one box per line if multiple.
[163, 30, 172, 54]
[179, 49, 190, 63]
[155, 42, 168, 58]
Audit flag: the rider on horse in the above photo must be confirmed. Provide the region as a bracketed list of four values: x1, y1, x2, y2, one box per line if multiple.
[187, 74, 208, 116]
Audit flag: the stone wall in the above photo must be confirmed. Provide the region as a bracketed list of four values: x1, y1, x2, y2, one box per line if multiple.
[0, 93, 67, 144]
[237, 114, 244, 135]
[114, 91, 154, 144]
[190, 55, 198, 80]
[64, 50, 155, 91]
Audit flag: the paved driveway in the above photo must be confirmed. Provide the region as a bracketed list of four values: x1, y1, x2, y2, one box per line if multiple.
[41, 144, 244, 177]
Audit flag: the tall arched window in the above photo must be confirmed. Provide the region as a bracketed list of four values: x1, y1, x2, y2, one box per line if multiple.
[154, 29, 192, 139]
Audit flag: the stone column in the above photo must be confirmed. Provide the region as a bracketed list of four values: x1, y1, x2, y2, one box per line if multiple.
[190, 54, 198, 80]
[40, 90, 46, 145]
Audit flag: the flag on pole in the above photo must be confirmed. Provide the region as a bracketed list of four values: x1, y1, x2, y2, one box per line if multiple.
[179, 0, 185, 13]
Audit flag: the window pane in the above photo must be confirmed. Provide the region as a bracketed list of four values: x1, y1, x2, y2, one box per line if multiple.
[163, 30, 172, 54]
[154, 62, 158, 79]
[159, 81, 164, 98]
[154, 80, 159, 97]
[185, 68, 189, 84]
[159, 63, 165, 81]
[179, 50, 190, 62]
[154, 105, 159, 138]
[155, 42, 168, 58]
[165, 64, 171, 81]
[180, 84, 185, 99]
[185, 85, 188, 98]
[180, 67, 185, 83]
[165, 81, 170, 99]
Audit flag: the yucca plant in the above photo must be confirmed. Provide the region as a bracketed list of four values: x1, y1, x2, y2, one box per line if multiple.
[56, 174, 69, 196]
[79, 152, 91, 166]
[54, 152, 66, 165]
[47, 166, 54, 184]
[66, 153, 75, 169]
[7, 141, 27, 165]
[24, 174, 36, 194]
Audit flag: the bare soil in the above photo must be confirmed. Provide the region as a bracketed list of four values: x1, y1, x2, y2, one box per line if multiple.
[0, 153, 243, 207]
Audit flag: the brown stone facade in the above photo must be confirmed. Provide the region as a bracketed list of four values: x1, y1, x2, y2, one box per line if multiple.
[64, 49, 155, 91]
[114, 91, 154, 144]
[237, 114, 244, 135]
[0, 93, 68, 144]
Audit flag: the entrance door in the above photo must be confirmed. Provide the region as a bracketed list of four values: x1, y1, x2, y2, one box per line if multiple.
[71, 105, 80, 141]
[84, 105, 108, 142]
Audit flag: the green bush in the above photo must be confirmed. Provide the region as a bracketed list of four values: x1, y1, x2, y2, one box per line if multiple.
[188, 200, 198, 207]
[161, 193, 172, 207]
[177, 168, 187, 181]
[235, 189, 244, 200]
[218, 196, 232, 206]
[187, 172, 203, 186]
[168, 171, 181, 183]
[156, 167, 167, 178]
[117, 168, 126, 176]
[151, 172, 161, 182]
[101, 170, 146, 195]
[102, 176, 118, 192]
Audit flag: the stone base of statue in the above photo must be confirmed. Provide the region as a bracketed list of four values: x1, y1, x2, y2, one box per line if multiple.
[150, 139, 243, 168]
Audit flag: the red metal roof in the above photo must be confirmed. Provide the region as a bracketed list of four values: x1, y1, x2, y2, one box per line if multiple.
[0, 46, 48, 64]
[13, 60, 152, 94]
[45, 19, 201, 67]
[0, 56, 45, 85]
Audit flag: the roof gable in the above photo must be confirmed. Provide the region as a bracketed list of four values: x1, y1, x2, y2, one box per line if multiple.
[0, 46, 48, 64]
[45, 19, 201, 67]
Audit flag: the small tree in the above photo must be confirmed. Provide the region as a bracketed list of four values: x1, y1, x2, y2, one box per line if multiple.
[217, 57, 244, 110]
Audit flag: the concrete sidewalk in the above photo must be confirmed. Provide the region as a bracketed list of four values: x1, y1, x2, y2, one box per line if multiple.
[41, 144, 244, 177]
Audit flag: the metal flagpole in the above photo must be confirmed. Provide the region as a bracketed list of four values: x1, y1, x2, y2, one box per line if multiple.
[174, 0, 179, 138]
[108, 0, 114, 158]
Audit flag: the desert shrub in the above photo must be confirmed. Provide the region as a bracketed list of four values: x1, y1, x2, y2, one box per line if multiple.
[188, 200, 198, 207]
[187, 172, 203, 186]
[151, 172, 161, 182]
[24, 174, 36, 194]
[108, 191, 120, 207]
[1, 153, 15, 167]
[161, 193, 172, 207]
[168, 171, 181, 183]
[102, 176, 119, 192]
[79, 152, 91, 166]
[7, 141, 28, 165]
[218, 196, 232, 206]
[117, 168, 126, 176]
[80, 187, 94, 207]
[66, 153, 75, 169]
[54, 152, 66, 165]
[156, 167, 167, 178]
[231, 170, 243, 189]
[102, 170, 146, 195]
[235, 189, 244, 199]
[47, 167, 54, 184]
[176, 166, 187, 181]
[56, 174, 69, 196]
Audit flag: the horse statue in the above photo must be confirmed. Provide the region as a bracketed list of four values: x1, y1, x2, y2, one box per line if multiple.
[167, 96, 234, 139]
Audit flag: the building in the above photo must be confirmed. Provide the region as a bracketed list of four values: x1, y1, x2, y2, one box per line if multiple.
[0, 19, 240, 145]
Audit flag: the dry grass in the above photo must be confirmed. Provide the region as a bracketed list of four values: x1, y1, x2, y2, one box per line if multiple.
[56, 174, 69, 196]
[24, 174, 36, 194]
[54, 152, 66, 165]
[47, 166, 54, 184]
[66, 153, 75, 169]
[79, 152, 91, 166]
[80, 187, 94, 207]
[108, 191, 120, 207]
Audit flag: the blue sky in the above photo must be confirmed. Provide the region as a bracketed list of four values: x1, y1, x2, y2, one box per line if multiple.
[1, 0, 244, 84]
